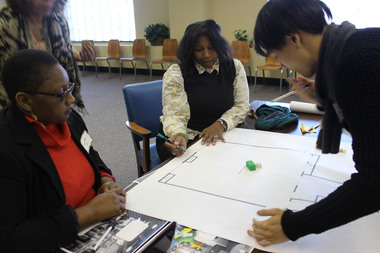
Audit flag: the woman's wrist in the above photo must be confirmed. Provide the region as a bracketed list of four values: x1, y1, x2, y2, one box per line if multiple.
[174, 132, 188, 141]
[216, 119, 228, 132]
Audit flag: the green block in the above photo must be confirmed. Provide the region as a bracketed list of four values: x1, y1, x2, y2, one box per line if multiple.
[246, 160, 256, 171]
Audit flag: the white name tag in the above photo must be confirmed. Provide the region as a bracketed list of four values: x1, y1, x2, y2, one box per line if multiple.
[80, 130, 93, 153]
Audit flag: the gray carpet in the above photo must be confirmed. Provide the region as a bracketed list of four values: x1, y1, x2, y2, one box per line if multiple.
[79, 70, 300, 188]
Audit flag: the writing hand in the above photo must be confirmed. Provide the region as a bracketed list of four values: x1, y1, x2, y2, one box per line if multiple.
[164, 135, 187, 157]
[287, 76, 317, 103]
[247, 208, 289, 247]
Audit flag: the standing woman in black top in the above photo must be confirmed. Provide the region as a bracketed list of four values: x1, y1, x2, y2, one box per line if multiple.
[248, 0, 380, 246]
[157, 19, 250, 161]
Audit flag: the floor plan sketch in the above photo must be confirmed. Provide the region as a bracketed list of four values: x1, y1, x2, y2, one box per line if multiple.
[126, 128, 380, 253]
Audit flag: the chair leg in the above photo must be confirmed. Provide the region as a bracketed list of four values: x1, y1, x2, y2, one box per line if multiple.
[262, 70, 266, 87]
[150, 62, 153, 80]
[119, 61, 122, 80]
[247, 66, 252, 85]
[132, 61, 137, 80]
[279, 69, 284, 94]
[83, 62, 86, 77]
[253, 67, 258, 92]
[106, 59, 111, 79]
[95, 62, 98, 78]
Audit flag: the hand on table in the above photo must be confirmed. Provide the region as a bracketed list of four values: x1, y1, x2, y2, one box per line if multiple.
[76, 188, 126, 228]
[164, 134, 187, 157]
[98, 179, 126, 195]
[199, 121, 226, 146]
[287, 76, 317, 103]
[247, 208, 289, 247]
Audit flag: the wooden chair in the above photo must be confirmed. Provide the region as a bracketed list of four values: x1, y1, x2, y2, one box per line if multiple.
[253, 55, 290, 94]
[122, 80, 163, 177]
[95, 39, 122, 79]
[120, 39, 149, 80]
[149, 39, 178, 80]
[231, 40, 252, 84]
[81, 40, 95, 77]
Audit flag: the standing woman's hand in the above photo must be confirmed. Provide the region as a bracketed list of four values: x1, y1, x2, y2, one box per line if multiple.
[199, 121, 226, 146]
[287, 76, 317, 103]
[73, 46, 95, 62]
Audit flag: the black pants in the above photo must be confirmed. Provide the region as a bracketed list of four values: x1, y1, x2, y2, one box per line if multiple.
[156, 122, 198, 161]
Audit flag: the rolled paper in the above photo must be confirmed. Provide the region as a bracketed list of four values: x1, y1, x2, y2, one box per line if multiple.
[289, 101, 324, 115]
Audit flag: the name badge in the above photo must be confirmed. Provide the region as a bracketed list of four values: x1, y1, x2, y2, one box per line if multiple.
[80, 130, 93, 153]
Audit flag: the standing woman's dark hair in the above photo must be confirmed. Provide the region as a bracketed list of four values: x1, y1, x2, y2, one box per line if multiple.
[177, 19, 232, 77]
[254, 0, 332, 56]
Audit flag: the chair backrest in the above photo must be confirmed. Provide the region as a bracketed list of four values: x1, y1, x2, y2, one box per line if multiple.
[122, 80, 163, 142]
[132, 39, 147, 59]
[108, 39, 120, 58]
[231, 40, 250, 65]
[162, 39, 178, 62]
[265, 55, 282, 67]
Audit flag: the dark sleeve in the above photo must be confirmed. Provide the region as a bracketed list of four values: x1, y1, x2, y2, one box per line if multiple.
[282, 44, 380, 240]
[0, 146, 79, 252]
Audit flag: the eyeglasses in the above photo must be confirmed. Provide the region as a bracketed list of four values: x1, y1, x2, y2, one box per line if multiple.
[24, 82, 75, 102]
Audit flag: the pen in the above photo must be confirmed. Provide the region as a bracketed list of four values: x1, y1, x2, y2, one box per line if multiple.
[308, 123, 320, 131]
[93, 212, 126, 252]
[157, 133, 186, 152]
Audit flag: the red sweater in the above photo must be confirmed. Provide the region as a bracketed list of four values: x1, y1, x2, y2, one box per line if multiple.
[26, 116, 96, 208]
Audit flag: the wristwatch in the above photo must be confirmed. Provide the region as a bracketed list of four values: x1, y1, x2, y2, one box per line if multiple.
[216, 119, 228, 132]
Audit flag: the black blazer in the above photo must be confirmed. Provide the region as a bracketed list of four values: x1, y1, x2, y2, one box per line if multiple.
[0, 104, 112, 253]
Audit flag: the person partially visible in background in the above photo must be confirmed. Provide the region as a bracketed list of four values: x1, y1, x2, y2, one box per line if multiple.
[0, 0, 94, 110]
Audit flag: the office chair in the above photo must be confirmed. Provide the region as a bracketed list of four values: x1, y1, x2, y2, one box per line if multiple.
[122, 80, 163, 177]
[149, 39, 178, 80]
[81, 40, 95, 77]
[253, 55, 291, 94]
[120, 39, 150, 80]
[231, 40, 252, 84]
[95, 39, 122, 79]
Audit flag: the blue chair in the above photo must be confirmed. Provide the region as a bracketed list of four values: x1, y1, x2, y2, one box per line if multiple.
[122, 80, 163, 177]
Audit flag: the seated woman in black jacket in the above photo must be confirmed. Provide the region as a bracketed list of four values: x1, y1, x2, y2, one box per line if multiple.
[0, 49, 126, 252]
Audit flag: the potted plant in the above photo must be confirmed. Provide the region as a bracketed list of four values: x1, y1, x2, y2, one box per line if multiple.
[233, 29, 248, 41]
[144, 23, 170, 46]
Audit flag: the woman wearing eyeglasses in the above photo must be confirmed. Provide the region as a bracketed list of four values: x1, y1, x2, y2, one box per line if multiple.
[0, 49, 126, 253]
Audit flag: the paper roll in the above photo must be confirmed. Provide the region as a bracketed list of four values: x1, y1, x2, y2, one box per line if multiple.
[289, 101, 324, 115]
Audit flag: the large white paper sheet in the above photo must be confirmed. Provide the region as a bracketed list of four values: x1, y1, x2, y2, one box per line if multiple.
[126, 128, 380, 253]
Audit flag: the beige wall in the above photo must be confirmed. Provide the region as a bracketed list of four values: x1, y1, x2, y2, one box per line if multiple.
[77, 0, 274, 77]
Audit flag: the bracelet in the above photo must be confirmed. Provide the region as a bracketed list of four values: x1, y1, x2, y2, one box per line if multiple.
[216, 119, 228, 132]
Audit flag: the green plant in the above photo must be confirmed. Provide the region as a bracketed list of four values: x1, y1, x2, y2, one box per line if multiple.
[144, 23, 170, 45]
[249, 38, 254, 48]
[233, 29, 248, 41]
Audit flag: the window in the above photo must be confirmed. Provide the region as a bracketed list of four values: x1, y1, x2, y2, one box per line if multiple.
[323, 0, 380, 28]
[65, 0, 136, 42]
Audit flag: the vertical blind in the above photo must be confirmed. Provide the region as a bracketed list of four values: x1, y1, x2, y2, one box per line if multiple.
[65, 0, 136, 42]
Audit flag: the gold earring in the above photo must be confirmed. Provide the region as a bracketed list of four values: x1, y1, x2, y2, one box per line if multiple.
[30, 111, 38, 121]
[30, 111, 46, 129]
